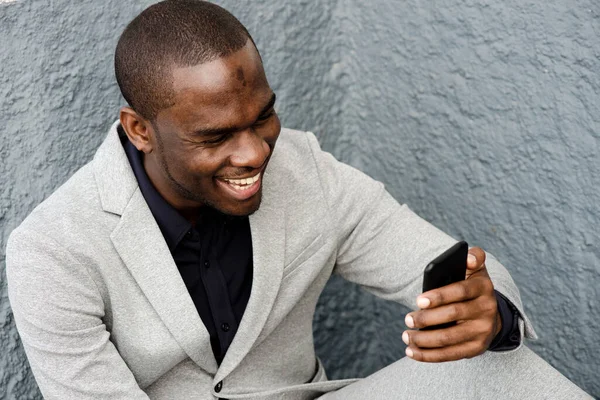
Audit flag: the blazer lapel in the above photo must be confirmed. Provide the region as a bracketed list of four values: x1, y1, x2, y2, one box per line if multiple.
[110, 189, 218, 374]
[95, 121, 217, 374]
[215, 166, 286, 382]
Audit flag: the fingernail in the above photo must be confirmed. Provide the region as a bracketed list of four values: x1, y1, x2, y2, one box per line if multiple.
[402, 331, 410, 345]
[417, 297, 430, 308]
[405, 348, 414, 358]
[405, 314, 415, 328]
[468, 254, 476, 265]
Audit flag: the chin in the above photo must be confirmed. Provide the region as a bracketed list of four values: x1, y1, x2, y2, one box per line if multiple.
[217, 196, 262, 217]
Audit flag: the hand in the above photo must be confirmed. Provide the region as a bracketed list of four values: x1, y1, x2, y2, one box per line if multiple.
[402, 247, 502, 362]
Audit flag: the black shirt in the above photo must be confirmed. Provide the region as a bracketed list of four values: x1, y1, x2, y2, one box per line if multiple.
[121, 127, 519, 362]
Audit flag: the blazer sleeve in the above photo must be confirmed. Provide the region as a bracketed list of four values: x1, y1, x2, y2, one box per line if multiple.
[6, 228, 150, 399]
[304, 131, 537, 344]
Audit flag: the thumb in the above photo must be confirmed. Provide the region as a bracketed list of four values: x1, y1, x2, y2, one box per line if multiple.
[467, 246, 486, 272]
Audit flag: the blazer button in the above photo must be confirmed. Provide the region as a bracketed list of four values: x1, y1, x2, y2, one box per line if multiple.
[215, 381, 223, 393]
[221, 323, 230, 332]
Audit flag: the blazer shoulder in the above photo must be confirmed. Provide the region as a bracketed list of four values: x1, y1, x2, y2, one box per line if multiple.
[267, 128, 323, 188]
[275, 127, 317, 152]
[270, 127, 326, 175]
[10, 162, 108, 247]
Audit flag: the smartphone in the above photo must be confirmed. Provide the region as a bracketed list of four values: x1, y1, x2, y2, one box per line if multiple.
[420, 241, 468, 330]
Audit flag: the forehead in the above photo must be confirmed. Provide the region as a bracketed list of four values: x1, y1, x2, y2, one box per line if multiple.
[172, 41, 266, 97]
[158, 41, 271, 131]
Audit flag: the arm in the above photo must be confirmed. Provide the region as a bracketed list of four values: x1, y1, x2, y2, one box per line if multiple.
[6, 228, 150, 399]
[304, 131, 536, 352]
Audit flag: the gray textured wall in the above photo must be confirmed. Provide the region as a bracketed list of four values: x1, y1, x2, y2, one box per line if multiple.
[1, 0, 598, 398]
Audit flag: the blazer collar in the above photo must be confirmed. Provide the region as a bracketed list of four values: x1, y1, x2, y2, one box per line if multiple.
[93, 120, 138, 216]
[93, 121, 286, 379]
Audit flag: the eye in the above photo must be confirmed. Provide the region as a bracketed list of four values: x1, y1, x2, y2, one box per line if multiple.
[256, 109, 274, 123]
[202, 134, 229, 145]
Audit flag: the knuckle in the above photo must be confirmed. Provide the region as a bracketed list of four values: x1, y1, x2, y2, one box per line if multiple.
[467, 343, 486, 359]
[448, 304, 461, 321]
[412, 349, 423, 362]
[434, 291, 445, 305]
[478, 335, 489, 349]
[482, 278, 494, 293]
[482, 297, 498, 314]
[410, 332, 421, 347]
[477, 320, 493, 335]
[459, 282, 470, 299]
[439, 331, 454, 347]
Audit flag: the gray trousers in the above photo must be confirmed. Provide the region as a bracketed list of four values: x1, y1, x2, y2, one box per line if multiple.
[319, 345, 592, 399]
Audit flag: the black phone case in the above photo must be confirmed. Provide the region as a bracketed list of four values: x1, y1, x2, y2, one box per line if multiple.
[420, 241, 468, 331]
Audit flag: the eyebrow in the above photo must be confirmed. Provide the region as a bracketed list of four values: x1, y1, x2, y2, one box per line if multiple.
[190, 92, 277, 137]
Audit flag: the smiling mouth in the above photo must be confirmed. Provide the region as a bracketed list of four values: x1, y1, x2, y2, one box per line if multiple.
[221, 172, 261, 189]
[216, 171, 262, 201]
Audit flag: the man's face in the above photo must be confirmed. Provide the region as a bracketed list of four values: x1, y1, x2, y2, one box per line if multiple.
[145, 41, 281, 217]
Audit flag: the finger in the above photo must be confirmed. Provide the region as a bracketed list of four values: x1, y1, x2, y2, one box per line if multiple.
[467, 247, 486, 271]
[405, 339, 486, 363]
[417, 275, 493, 309]
[408, 294, 498, 329]
[403, 322, 480, 349]
[406, 300, 475, 329]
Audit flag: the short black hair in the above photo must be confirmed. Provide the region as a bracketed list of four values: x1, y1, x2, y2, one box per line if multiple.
[115, 0, 255, 120]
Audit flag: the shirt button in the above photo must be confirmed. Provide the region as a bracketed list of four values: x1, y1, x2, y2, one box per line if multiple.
[215, 381, 223, 392]
[204, 260, 210, 268]
[221, 323, 230, 332]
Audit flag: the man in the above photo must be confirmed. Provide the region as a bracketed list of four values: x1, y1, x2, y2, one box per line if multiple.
[5, 1, 590, 399]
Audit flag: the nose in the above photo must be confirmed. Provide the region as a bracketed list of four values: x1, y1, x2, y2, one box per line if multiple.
[229, 128, 270, 169]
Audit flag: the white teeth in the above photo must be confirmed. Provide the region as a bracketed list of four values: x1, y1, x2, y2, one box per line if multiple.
[229, 183, 253, 191]
[223, 172, 260, 186]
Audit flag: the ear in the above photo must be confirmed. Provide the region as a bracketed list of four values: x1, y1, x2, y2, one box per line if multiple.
[119, 107, 155, 154]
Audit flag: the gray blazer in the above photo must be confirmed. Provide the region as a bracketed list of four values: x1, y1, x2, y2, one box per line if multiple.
[6, 121, 536, 400]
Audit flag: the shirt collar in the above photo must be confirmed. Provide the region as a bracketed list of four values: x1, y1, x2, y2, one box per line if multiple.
[119, 126, 192, 251]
